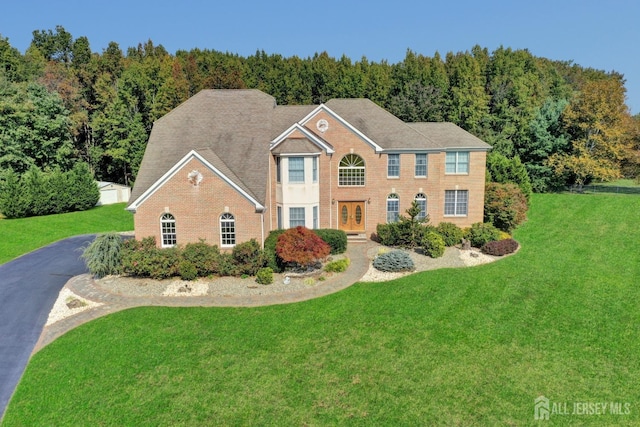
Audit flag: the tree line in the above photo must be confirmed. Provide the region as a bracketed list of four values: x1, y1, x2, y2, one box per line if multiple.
[1, 25, 638, 192]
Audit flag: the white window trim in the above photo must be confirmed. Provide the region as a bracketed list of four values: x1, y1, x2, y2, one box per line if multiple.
[444, 190, 469, 217]
[289, 207, 306, 228]
[220, 213, 236, 247]
[387, 154, 400, 178]
[386, 194, 399, 223]
[338, 154, 365, 187]
[160, 213, 177, 248]
[415, 153, 428, 178]
[445, 151, 470, 175]
[288, 157, 305, 183]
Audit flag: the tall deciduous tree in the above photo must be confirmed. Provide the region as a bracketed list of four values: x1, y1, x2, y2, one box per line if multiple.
[549, 77, 632, 187]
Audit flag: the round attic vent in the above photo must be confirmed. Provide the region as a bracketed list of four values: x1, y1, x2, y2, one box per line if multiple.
[188, 170, 203, 186]
[316, 119, 329, 133]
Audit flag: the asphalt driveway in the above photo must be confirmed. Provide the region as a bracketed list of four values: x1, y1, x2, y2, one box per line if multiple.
[0, 234, 95, 420]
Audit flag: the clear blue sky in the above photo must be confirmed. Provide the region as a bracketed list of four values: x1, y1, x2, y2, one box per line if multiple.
[2, 0, 639, 113]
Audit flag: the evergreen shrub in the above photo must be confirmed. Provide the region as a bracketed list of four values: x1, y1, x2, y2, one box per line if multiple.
[435, 222, 464, 246]
[466, 222, 501, 248]
[81, 233, 123, 278]
[255, 267, 274, 285]
[422, 231, 445, 258]
[373, 250, 415, 272]
[324, 258, 350, 273]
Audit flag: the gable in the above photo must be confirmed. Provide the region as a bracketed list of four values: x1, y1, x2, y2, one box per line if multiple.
[127, 150, 265, 212]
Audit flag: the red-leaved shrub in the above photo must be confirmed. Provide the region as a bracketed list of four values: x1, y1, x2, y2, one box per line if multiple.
[481, 238, 519, 256]
[276, 226, 331, 267]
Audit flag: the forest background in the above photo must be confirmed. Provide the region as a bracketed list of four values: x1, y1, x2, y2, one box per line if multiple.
[1, 25, 638, 193]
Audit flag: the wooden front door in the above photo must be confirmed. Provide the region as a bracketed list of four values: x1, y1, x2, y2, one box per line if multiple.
[338, 201, 365, 232]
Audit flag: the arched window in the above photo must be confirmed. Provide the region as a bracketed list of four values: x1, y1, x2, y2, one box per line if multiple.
[338, 154, 365, 186]
[415, 193, 427, 221]
[386, 193, 399, 223]
[160, 213, 177, 247]
[220, 213, 236, 247]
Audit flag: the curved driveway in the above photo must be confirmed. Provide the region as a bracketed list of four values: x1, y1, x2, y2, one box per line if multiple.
[0, 234, 95, 420]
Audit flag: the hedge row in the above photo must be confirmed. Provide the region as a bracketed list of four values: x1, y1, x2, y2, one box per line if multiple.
[0, 162, 99, 218]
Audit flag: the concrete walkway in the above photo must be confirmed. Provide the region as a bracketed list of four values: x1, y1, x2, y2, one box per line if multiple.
[35, 240, 378, 352]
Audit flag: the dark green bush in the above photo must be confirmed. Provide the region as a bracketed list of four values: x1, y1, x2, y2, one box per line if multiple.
[178, 260, 198, 281]
[313, 229, 347, 254]
[435, 222, 464, 246]
[121, 237, 180, 279]
[373, 250, 415, 272]
[324, 257, 350, 273]
[182, 241, 221, 277]
[481, 238, 519, 256]
[81, 233, 123, 278]
[264, 229, 287, 272]
[0, 162, 99, 218]
[466, 222, 501, 248]
[422, 231, 445, 258]
[255, 267, 274, 285]
[231, 239, 265, 275]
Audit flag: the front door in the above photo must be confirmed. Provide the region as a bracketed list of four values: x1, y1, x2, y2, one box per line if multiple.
[338, 201, 365, 233]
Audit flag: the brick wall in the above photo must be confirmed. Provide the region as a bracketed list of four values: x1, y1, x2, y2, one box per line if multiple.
[134, 157, 264, 248]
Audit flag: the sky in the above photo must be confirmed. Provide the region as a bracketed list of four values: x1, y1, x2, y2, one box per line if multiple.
[1, 0, 639, 113]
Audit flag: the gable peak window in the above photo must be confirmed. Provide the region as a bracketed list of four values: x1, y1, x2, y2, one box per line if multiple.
[338, 153, 365, 186]
[160, 213, 177, 247]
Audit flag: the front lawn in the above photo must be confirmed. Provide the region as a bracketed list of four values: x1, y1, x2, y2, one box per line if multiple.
[3, 194, 640, 425]
[0, 203, 133, 264]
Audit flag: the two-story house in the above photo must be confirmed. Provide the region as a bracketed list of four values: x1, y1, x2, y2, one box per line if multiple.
[127, 89, 490, 248]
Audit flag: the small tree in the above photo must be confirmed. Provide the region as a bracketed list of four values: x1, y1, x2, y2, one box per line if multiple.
[484, 182, 528, 232]
[276, 226, 331, 269]
[81, 233, 123, 278]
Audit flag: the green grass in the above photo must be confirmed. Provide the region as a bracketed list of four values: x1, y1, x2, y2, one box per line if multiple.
[4, 194, 640, 425]
[0, 203, 133, 264]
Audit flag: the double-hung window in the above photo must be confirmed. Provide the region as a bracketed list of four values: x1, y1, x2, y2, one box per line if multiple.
[415, 193, 427, 220]
[387, 154, 400, 178]
[288, 157, 304, 183]
[445, 151, 469, 174]
[289, 207, 305, 228]
[444, 190, 468, 216]
[220, 213, 236, 246]
[415, 153, 427, 177]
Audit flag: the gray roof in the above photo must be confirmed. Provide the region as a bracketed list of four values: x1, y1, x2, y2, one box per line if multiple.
[408, 122, 491, 150]
[129, 89, 276, 206]
[325, 98, 441, 150]
[129, 90, 490, 209]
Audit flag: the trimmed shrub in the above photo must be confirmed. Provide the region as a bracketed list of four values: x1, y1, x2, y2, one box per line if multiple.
[313, 229, 347, 254]
[255, 267, 274, 285]
[484, 182, 528, 232]
[264, 229, 287, 272]
[435, 222, 464, 246]
[373, 250, 415, 272]
[182, 241, 221, 277]
[231, 239, 265, 275]
[422, 231, 445, 258]
[81, 233, 123, 278]
[466, 222, 501, 248]
[276, 226, 331, 268]
[481, 238, 519, 256]
[375, 201, 430, 248]
[121, 237, 181, 279]
[178, 260, 198, 281]
[324, 257, 350, 273]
